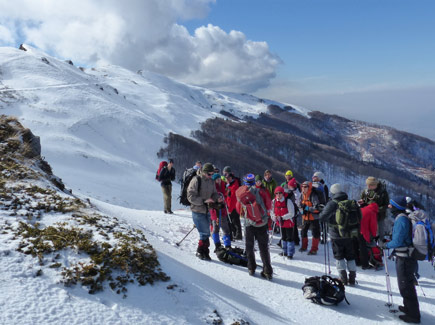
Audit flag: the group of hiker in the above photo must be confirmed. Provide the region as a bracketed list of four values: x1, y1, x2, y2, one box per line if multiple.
[157, 159, 433, 324]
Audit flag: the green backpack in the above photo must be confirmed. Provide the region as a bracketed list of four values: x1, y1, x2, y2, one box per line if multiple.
[335, 200, 361, 238]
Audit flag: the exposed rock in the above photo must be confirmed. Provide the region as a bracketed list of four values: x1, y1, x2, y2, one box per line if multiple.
[19, 44, 27, 51]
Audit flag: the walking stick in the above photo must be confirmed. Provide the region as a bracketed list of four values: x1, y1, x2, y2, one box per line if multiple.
[176, 225, 196, 246]
[325, 223, 331, 274]
[269, 221, 276, 245]
[383, 248, 398, 313]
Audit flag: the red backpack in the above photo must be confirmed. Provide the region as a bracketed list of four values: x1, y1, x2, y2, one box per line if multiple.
[156, 161, 168, 181]
[235, 185, 264, 224]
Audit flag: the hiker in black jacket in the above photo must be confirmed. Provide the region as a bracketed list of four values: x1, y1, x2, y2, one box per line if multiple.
[159, 159, 176, 214]
[319, 183, 357, 285]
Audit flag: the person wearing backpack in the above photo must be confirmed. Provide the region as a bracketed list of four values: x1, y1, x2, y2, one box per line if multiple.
[236, 173, 273, 279]
[287, 178, 301, 246]
[187, 163, 221, 261]
[271, 186, 296, 259]
[319, 183, 360, 285]
[382, 196, 420, 324]
[358, 177, 389, 243]
[158, 159, 176, 214]
[299, 181, 323, 255]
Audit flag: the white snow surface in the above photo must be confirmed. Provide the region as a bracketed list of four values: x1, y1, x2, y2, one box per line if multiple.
[0, 45, 306, 210]
[1, 200, 434, 325]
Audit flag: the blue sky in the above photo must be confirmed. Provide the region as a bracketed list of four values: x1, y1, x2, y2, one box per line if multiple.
[182, 0, 435, 140]
[1, 0, 434, 139]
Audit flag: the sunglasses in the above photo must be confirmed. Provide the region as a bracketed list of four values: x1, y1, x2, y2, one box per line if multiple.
[276, 192, 283, 195]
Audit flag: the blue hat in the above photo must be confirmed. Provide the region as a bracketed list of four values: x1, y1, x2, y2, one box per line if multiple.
[243, 173, 255, 186]
[212, 173, 221, 181]
[390, 196, 407, 210]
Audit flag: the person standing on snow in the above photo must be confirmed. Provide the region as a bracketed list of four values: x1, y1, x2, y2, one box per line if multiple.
[382, 197, 420, 324]
[210, 173, 232, 252]
[187, 163, 221, 261]
[271, 186, 296, 259]
[159, 159, 176, 214]
[299, 181, 323, 255]
[225, 172, 243, 240]
[262, 169, 277, 199]
[236, 173, 273, 279]
[319, 183, 358, 285]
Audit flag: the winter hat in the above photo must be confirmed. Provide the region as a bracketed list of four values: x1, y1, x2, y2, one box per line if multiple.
[202, 163, 214, 173]
[285, 170, 293, 177]
[255, 174, 263, 182]
[288, 178, 297, 189]
[366, 176, 379, 187]
[212, 173, 221, 181]
[390, 196, 407, 210]
[312, 171, 324, 180]
[330, 183, 342, 195]
[301, 181, 310, 188]
[243, 173, 255, 186]
[223, 166, 232, 173]
[274, 186, 285, 194]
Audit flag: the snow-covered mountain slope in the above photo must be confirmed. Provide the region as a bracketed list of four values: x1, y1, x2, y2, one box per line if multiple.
[0, 45, 305, 209]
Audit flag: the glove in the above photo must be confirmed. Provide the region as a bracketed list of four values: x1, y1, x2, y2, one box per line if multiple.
[304, 206, 310, 212]
[271, 213, 277, 222]
[380, 242, 388, 250]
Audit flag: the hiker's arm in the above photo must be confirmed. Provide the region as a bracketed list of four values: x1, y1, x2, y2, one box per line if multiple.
[187, 177, 204, 205]
[386, 216, 409, 249]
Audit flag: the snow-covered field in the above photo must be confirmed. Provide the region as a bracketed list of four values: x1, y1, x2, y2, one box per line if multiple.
[2, 198, 434, 325]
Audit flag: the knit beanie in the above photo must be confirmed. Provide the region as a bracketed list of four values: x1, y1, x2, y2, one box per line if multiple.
[390, 196, 407, 210]
[288, 178, 297, 189]
[212, 173, 221, 181]
[285, 170, 293, 177]
[274, 186, 285, 194]
[243, 173, 255, 186]
[202, 163, 214, 173]
[255, 175, 262, 182]
[330, 183, 342, 195]
[313, 171, 325, 180]
[366, 176, 379, 187]
[223, 166, 232, 173]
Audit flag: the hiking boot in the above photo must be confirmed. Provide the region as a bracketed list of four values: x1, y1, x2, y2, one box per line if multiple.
[279, 252, 288, 257]
[399, 305, 408, 314]
[339, 270, 348, 285]
[362, 265, 373, 270]
[203, 253, 212, 261]
[213, 242, 222, 253]
[196, 252, 207, 260]
[260, 271, 272, 280]
[299, 238, 308, 252]
[299, 247, 307, 252]
[287, 255, 293, 260]
[168, 210, 174, 214]
[307, 250, 317, 255]
[248, 269, 255, 276]
[348, 271, 356, 286]
[398, 314, 420, 324]
[277, 240, 282, 247]
[164, 210, 168, 214]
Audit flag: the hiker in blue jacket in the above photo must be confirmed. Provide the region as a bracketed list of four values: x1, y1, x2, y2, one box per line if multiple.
[383, 196, 420, 324]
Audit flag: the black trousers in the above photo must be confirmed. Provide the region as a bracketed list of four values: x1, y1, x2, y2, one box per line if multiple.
[245, 224, 273, 275]
[280, 227, 294, 242]
[292, 215, 300, 244]
[332, 238, 355, 260]
[357, 234, 369, 267]
[301, 219, 320, 239]
[396, 257, 420, 320]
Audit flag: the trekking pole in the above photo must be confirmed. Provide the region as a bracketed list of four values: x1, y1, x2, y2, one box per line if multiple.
[415, 278, 427, 297]
[176, 225, 196, 246]
[323, 223, 327, 275]
[383, 248, 398, 313]
[325, 223, 331, 274]
[278, 221, 284, 261]
[269, 221, 276, 245]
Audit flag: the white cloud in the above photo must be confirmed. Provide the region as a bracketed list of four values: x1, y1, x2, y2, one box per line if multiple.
[0, 0, 280, 92]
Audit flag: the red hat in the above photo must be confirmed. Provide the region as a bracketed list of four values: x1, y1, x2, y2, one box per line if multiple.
[274, 186, 285, 194]
[288, 178, 297, 189]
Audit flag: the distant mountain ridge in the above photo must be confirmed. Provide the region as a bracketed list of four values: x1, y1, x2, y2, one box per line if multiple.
[0, 44, 433, 214]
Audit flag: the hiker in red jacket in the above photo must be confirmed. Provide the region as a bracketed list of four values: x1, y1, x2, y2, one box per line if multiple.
[225, 172, 243, 240]
[210, 173, 232, 251]
[236, 173, 273, 279]
[271, 186, 296, 259]
[359, 203, 383, 269]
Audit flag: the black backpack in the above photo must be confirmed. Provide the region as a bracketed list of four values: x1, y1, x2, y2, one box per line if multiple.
[215, 246, 248, 267]
[302, 275, 349, 305]
[179, 168, 201, 206]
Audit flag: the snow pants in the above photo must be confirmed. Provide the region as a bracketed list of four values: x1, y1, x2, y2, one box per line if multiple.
[245, 224, 273, 275]
[161, 184, 172, 212]
[396, 257, 420, 320]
